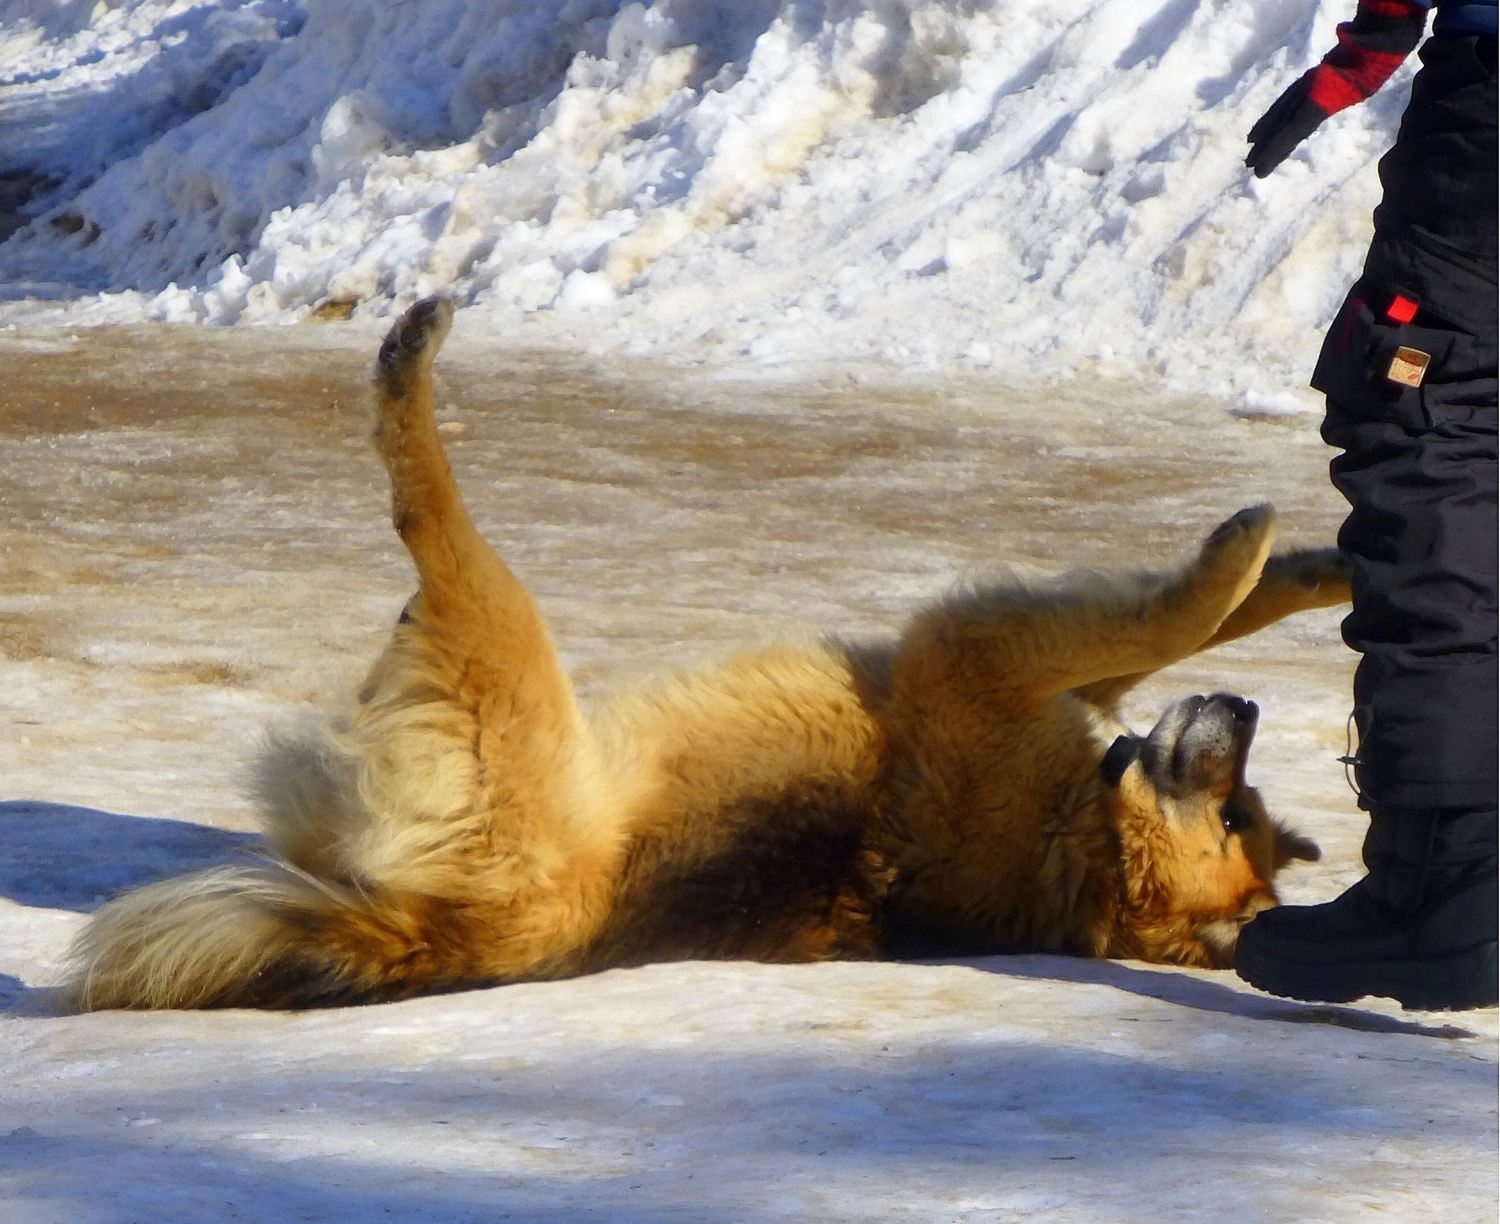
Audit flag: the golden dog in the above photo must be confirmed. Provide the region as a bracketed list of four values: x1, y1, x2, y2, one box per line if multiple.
[67, 297, 1346, 1011]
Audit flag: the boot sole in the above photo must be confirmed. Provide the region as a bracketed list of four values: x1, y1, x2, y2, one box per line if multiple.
[1235, 940, 1499, 1011]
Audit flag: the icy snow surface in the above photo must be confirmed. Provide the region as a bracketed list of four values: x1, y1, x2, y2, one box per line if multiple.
[2, 325, 1496, 1221]
[2, 0, 1408, 398]
[1, 1, 1494, 1217]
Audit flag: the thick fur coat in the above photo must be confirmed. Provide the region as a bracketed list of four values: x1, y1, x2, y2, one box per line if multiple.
[66, 298, 1345, 1011]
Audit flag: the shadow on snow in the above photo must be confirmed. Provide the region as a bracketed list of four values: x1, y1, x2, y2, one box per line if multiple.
[2, 1010, 1495, 1223]
[0, 799, 261, 914]
[962, 953, 1481, 1040]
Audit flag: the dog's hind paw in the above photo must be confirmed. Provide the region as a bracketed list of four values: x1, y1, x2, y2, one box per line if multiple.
[376, 295, 455, 389]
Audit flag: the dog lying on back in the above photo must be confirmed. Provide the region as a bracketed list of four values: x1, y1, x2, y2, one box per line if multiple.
[66, 298, 1345, 1011]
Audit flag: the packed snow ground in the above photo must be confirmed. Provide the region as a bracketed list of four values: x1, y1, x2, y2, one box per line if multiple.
[3, 0, 1409, 399]
[2, 325, 1496, 1222]
[0, 3, 1492, 1215]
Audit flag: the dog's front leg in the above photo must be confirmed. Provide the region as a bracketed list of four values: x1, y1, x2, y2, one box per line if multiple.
[1073, 546, 1350, 709]
[892, 505, 1278, 709]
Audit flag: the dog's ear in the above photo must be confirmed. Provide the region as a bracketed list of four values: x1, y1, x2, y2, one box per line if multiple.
[1273, 821, 1320, 868]
[1099, 735, 1141, 788]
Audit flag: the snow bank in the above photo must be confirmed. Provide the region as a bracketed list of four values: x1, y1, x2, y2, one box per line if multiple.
[0, 0, 1411, 394]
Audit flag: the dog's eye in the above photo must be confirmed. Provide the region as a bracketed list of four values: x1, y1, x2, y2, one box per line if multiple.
[1100, 735, 1141, 788]
[1220, 799, 1255, 834]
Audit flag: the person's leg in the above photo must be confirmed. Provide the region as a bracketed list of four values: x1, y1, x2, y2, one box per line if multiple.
[1234, 33, 1498, 1010]
[1232, 364, 1497, 1010]
[1330, 383, 1497, 909]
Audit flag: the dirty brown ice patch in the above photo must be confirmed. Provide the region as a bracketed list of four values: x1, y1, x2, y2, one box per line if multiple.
[1, 324, 1495, 1224]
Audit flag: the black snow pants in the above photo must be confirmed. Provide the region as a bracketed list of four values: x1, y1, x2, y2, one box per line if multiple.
[1311, 32, 1498, 890]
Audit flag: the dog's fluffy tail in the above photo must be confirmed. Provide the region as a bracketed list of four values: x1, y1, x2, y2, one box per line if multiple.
[64, 862, 472, 1011]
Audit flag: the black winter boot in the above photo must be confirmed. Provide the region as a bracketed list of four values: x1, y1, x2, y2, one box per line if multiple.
[1235, 807, 1498, 1011]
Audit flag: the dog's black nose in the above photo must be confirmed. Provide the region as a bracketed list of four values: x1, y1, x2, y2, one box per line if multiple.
[1210, 693, 1258, 724]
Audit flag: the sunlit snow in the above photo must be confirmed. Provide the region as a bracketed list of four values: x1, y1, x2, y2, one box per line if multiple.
[1, 1, 1495, 1220]
[3, 0, 1407, 397]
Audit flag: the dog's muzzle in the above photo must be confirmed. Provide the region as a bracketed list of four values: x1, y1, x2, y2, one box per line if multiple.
[1139, 693, 1259, 796]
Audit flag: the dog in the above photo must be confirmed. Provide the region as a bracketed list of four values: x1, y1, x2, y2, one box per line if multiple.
[65, 296, 1346, 1011]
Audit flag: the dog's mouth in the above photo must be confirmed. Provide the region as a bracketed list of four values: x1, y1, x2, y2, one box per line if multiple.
[1196, 889, 1278, 961]
[1135, 692, 1258, 797]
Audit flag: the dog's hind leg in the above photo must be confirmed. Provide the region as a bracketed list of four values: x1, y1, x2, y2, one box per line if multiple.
[370, 296, 570, 723]
[339, 297, 624, 969]
[894, 505, 1279, 707]
[67, 300, 624, 1011]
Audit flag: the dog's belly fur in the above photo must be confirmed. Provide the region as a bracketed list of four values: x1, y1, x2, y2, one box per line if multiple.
[584, 780, 885, 969]
[575, 650, 1118, 972]
[577, 644, 892, 969]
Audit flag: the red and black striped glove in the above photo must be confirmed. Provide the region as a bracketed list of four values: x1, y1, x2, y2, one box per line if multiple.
[1245, 0, 1429, 178]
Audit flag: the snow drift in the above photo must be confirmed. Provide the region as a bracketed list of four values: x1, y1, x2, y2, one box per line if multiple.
[0, 0, 1413, 394]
